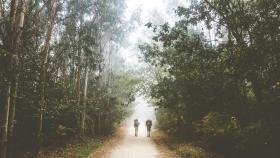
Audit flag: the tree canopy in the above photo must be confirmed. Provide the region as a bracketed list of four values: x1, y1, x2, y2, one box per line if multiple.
[140, 0, 280, 157]
[0, 0, 139, 157]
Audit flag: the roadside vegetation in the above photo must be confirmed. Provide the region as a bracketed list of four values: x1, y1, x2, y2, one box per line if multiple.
[141, 0, 280, 158]
[39, 137, 103, 158]
[0, 0, 139, 157]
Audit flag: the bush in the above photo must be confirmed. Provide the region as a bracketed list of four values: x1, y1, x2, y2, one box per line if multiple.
[174, 143, 220, 158]
[195, 112, 239, 155]
[235, 120, 272, 158]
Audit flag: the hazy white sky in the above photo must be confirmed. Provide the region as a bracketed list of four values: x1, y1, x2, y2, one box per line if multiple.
[120, 0, 187, 68]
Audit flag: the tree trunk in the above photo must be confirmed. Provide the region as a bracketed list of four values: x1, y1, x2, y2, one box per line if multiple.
[76, 55, 82, 126]
[0, 83, 11, 158]
[81, 64, 89, 136]
[76, 9, 84, 136]
[0, 1, 25, 158]
[76, 64, 81, 107]
[98, 111, 101, 134]
[7, 76, 18, 158]
[208, 27, 212, 46]
[35, 0, 57, 156]
[0, 0, 5, 17]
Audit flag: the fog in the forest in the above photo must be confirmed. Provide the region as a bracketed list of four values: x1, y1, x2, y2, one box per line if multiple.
[120, 0, 188, 68]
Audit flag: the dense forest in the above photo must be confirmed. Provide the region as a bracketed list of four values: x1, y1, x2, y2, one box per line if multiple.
[141, 0, 280, 158]
[0, 0, 139, 157]
[0, 0, 280, 158]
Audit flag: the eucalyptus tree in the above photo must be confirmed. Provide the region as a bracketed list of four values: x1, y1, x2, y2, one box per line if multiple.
[0, 0, 138, 157]
[34, 1, 58, 156]
[54, 0, 127, 136]
[0, 1, 26, 157]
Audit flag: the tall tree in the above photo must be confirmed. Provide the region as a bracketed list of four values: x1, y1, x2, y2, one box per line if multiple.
[34, 0, 57, 156]
[0, 0, 26, 158]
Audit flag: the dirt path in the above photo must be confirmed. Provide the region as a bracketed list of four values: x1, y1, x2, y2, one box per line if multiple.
[89, 96, 178, 158]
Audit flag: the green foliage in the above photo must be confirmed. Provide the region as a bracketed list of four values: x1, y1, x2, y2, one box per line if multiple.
[74, 140, 102, 158]
[197, 112, 238, 137]
[38, 137, 103, 158]
[174, 143, 219, 158]
[141, 0, 280, 157]
[0, 0, 138, 156]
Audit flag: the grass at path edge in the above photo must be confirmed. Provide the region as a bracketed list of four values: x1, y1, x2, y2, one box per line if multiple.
[152, 130, 222, 158]
[39, 137, 107, 158]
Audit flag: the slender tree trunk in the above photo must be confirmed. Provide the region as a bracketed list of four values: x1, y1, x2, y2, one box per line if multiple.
[97, 111, 101, 134]
[227, 27, 232, 42]
[7, 0, 26, 150]
[76, 9, 84, 136]
[0, 83, 11, 158]
[76, 64, 81, 104]
[208, 28, 212, 46]
[7, 76, 18, 158]
[76, 57, 82, 116]
[81, 64, 89, 136]
[213, 23, 216, 45]
[34, 0, 57, 156]
[0, 0, 5, 17]
[0, 1, 25, 158]
[70, 50, 76, 86]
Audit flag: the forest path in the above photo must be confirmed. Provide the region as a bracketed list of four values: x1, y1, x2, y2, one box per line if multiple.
[89, 96, 178, 158]
[107, 96, 160, 158]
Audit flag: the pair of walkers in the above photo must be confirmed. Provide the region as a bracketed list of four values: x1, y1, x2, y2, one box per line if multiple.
[134, 119, 152, 137]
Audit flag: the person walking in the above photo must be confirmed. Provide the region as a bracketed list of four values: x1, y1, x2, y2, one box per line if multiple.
[146, 119, 152, 137]
[134, 119, 140, 137]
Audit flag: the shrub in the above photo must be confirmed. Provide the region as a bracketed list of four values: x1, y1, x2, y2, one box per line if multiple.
[196, 112, 239, 155]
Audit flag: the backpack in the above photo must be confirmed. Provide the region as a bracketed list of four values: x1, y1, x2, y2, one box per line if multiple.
[134, 119, 139, 127]
[146, 120, 152, 127]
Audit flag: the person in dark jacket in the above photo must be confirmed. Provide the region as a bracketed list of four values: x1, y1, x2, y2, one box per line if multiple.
[146, 119, 152, 137]
[134, 119, 140, 137]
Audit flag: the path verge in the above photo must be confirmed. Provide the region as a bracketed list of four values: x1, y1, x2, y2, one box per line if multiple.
[87, 125, 126, 158]
[39, 137, 104, 158]
[152, 130, 222, 158]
